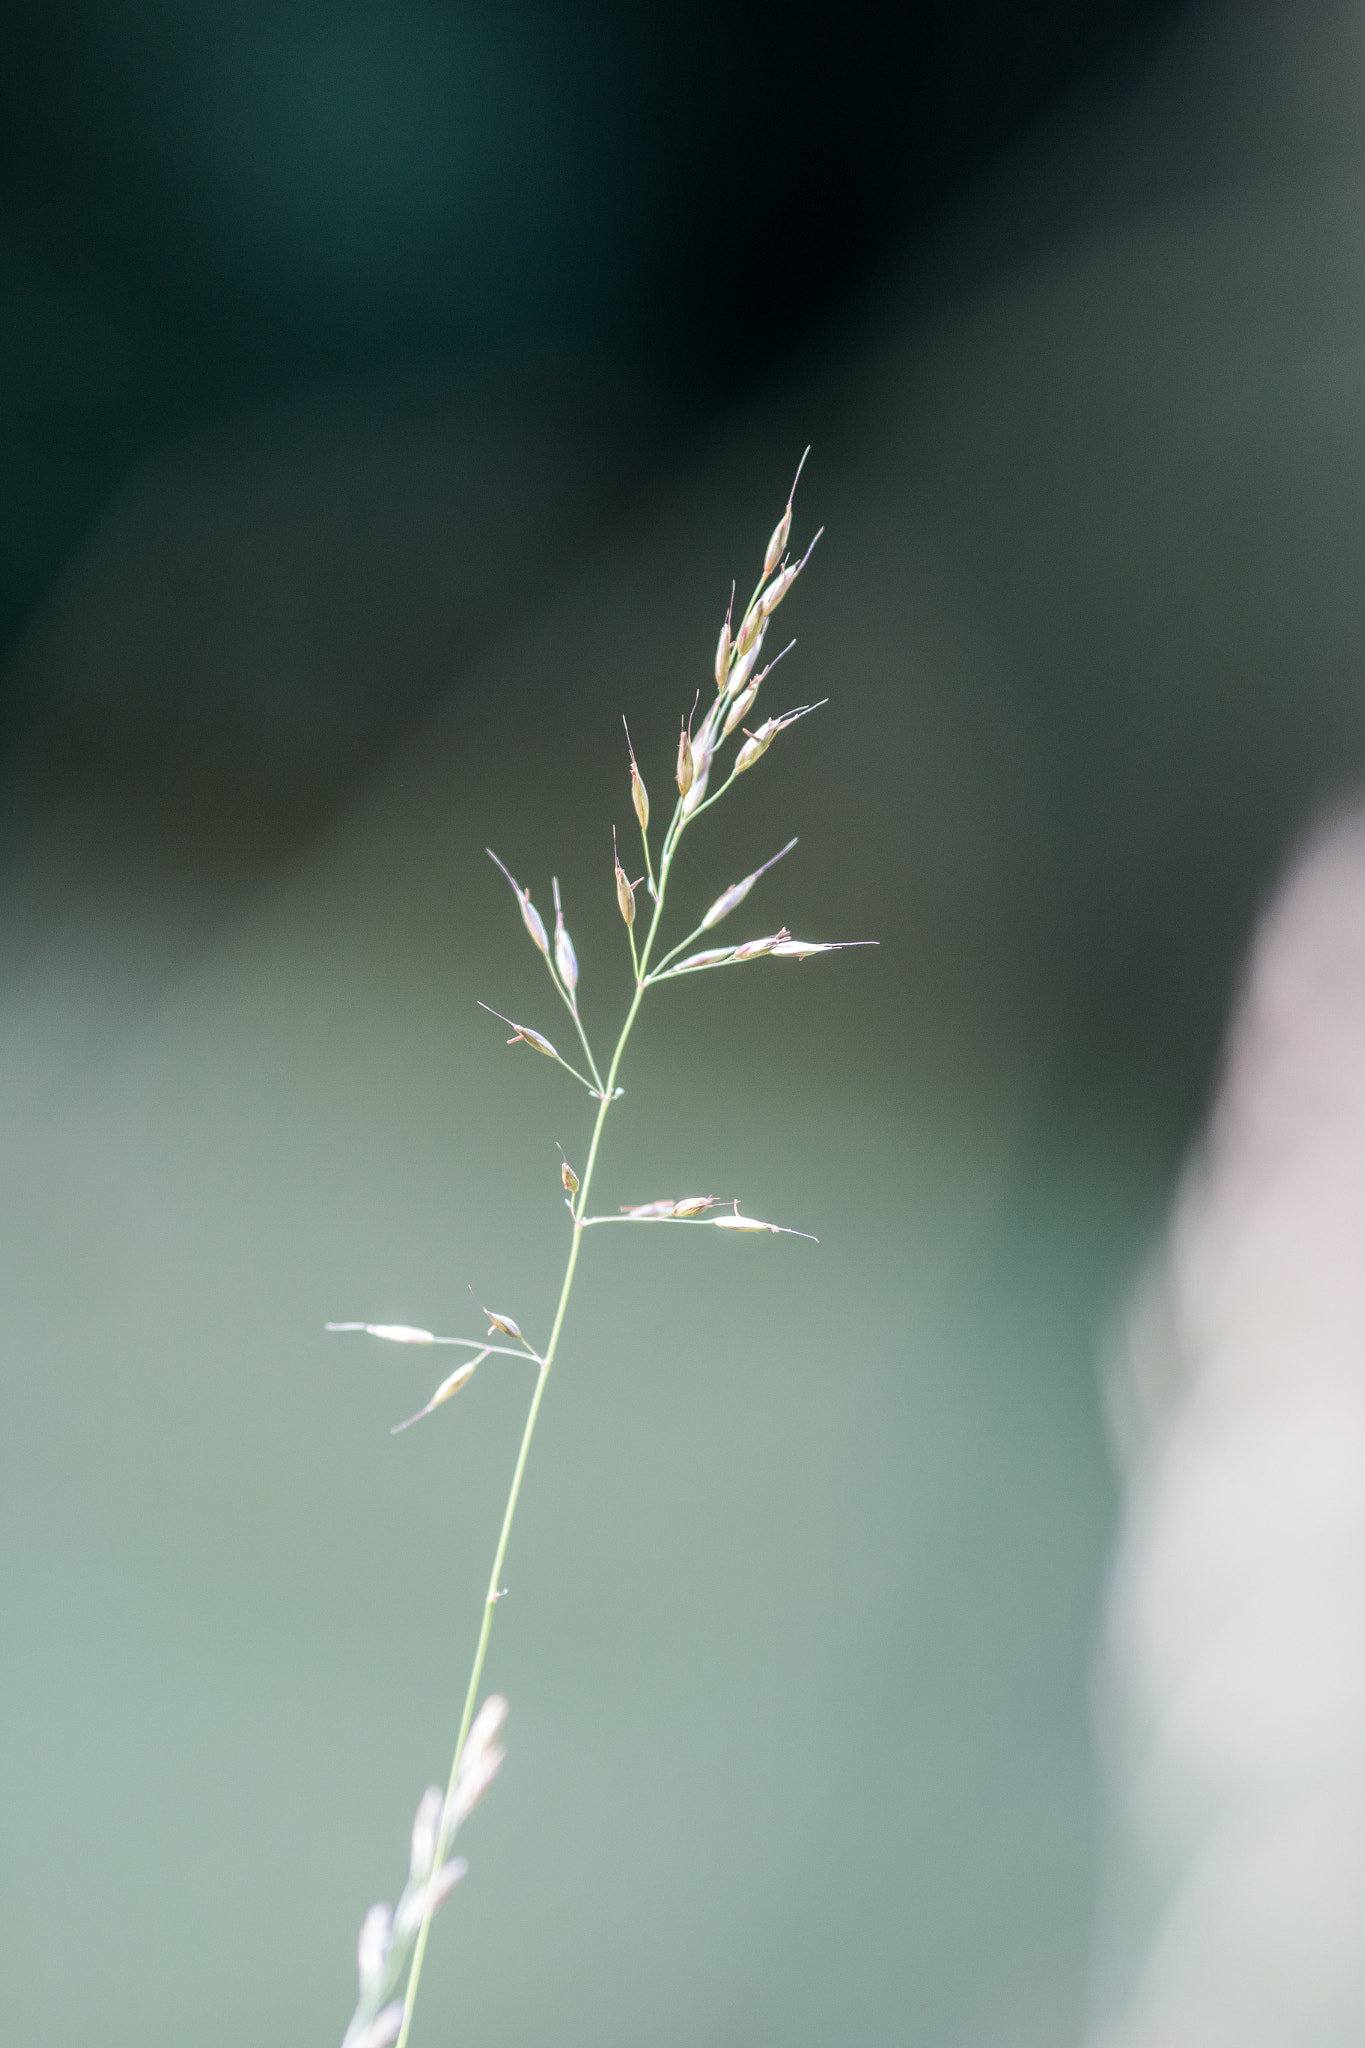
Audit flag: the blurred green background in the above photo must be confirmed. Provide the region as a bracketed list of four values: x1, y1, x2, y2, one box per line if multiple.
[5, 3, 1365, 2044]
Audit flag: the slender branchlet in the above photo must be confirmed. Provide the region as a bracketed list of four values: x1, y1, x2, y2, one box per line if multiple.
[326, 461, 874, 2047]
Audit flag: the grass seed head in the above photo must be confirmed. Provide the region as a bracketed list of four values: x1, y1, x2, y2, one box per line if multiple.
[357, 1904, 393, 1997]
[671, 945, 735, 972]
[762, 509, 792, 580]
[394, 1857, 468, 1937]
[409, 1787, 445, 1882]
[487, 850, 549, 956]
[676, 723, 694, 796]
[716, 585, 736, 688]
[735, 604, 766, 658]
[389, 1357, 483, 1432]
[760, 562, 798, 617]
[477, 1302, 524, 1340]
[613, 826, 636, 925]
[478, 1001, 562, 1058]
[735, 699, 826, 773]
[558, 1144, 580, 1194]
[326, 1320, 438, 1343]
[723, 678, 758, 737]
[623, 718, 649, 831]
[671, 1195, 718, 1217]
[734, 723, 775, 772]
[681, 763, 710, 817]
[700, 837, 798, 931]
[351, 2001, 406, 2048]
[451, 1694, 509, 1827]
[763, 447, 808, 577]
[727, 641, 761, 702]
[514, 1024, 557, 1056]
[733, 928, 790, 961]
[551, 877, 579, 994]
[769, 938, 877, 958]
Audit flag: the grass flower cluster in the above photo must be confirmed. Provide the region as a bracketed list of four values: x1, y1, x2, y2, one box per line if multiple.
[330, 458, 872, 2045]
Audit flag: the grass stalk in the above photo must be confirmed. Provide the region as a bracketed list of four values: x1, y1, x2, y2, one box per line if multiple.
[335, 459, 871, 2048]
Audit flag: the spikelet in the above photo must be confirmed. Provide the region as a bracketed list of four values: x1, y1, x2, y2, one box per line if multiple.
[723, 678, 758, 738]
[623, 718, 649, 831]
[734, 700, 827, 773]
[732, 929, 790, 961]
[761, 447, 808, 577]
[449, 1693, 509, 1829]
[474, 1299, 526, 1341]
[699, 838, 797, 930]
[676, 724, 694, 796]
[389, 1356, 484, 1434]
[551, 878, 579, 995]
[668, 945, 736, 973]
[613, 826, 636, 926]
[769, 939, 878, 959]
[487, 850, 549, 956]
[326, 1321, 437, 1344]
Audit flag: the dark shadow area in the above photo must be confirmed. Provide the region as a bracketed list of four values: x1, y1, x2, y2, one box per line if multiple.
[0, 1, 1189, 662]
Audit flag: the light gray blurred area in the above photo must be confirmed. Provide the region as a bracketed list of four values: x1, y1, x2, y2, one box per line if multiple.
[7, 4, 1365, 2043]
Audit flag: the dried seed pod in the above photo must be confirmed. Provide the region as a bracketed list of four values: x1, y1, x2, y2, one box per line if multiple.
[620, 1199, 677, 1217]
[551, 878, 579, 994]
[487, 850, 549, 956]
[714, 615, 732, 689]
[558, 1145, 580, 1195]
[714, 1214, 781, 1233]
[676, 724, 694, 796]
[671, 1196, 717, 1217]
[613, 827, 636, 926]
[700, 837, 798, 931]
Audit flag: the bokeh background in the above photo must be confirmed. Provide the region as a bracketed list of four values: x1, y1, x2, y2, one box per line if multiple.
[5, 3, 1365, 2044]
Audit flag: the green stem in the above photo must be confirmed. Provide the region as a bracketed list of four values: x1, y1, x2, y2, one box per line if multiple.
[543, 956, 605, 1097]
